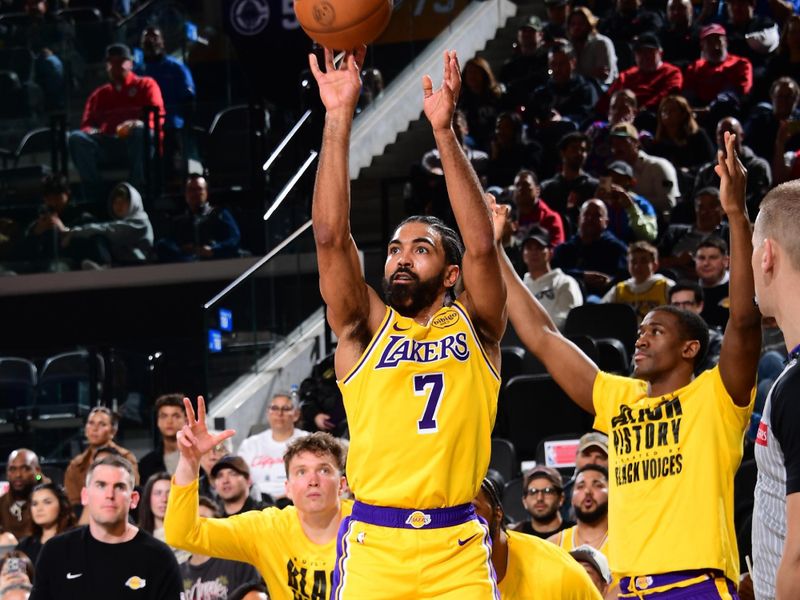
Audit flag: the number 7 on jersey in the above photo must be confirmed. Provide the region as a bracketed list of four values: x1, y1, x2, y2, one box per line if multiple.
[414, 373, 444, 433]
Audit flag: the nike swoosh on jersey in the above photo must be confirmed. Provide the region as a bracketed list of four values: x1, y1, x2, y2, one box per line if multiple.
[393, 323, 411, 331]
[66, 572, 83, 579]
[457, 534, 478, 546]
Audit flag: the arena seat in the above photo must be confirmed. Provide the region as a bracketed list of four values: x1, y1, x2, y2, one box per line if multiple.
[565, 303, 639, 363]
[0, 357, 37, 427]
[501, 477, 527, 524]
[489, 437, 518, 484]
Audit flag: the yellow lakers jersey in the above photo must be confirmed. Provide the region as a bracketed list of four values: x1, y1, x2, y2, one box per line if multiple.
[339, 301, 500, 509]
[613, 278, 671, 322]
[555, 526, 609, 556]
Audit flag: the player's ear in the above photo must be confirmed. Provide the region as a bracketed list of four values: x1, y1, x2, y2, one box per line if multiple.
[444, 264, 460, 288]
[681, 339, 700, 360]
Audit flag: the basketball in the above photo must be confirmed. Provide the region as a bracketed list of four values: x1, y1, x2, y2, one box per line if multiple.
[294, 0, 393, 50]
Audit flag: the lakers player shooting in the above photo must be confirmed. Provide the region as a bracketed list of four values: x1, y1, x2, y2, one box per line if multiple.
[309, 46, 506, 598]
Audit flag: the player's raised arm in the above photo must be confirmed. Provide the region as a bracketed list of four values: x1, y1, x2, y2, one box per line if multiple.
[715, 131, 762, 407]
[309, 47, 384, 343]
[491, 200, 598, 414]
[423, 51, 506, 347]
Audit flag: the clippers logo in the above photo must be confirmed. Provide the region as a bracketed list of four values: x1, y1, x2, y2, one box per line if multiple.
[432, 309, 459, 328]
[375, 333, 469, 368]
[125, 576, 147, 590]
[405, 511, 431, 529]
[756, 421, 768, 447]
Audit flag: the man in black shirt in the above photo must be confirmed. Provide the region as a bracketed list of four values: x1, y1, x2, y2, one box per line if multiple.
[31, 455, 182, 600]
[510, 466, 574, 538]
[210, 455, 266, 517]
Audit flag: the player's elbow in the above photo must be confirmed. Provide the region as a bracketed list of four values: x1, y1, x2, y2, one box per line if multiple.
[313, 222, 350, 249]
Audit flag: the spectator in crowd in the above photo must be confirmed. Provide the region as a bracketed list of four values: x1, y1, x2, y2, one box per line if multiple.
[487, 112, 541, 187]
[198, 432, 232, 502]
[31, 455, 183, 599]
[137, 472, 171, 538]
[570, 545, 614, 597]
[520, 226, 583, 330]
[68, 44, 164, 202]
[585, 89, 639, 176]
[683, 24, 753, 107]
[771, 111, 800, 183]
[511, 169, 565, 247]
[600, 34, 683, 118]
[552, 198, 629, 297]
[63, 407, 139, 508]
[599, 0, 663, 73]
[0, 551, 34, 600]
[596, 161, 658, 243]
[724, 0, 779, 79]
[357, 67, 384, 113]
[500, 16, 550, 109]
[138, 394, 188, 484]
[165, 407, 353, 600]
[745, 76, 800, 161]
[561, 432, 610, 521]
[457, 57, 505, 152]
[227, 580, 268, 600]
[155, 174, 242, 262]
[209, 456, 266, 517]
[659, 187, 729, 278]
[659, 0, 701, 70]
[759, 16, 800, 102]
[0, 450, 43, 540]
[695, 236, 731, 330]
[492, 192, 528, 278]
[471, 477, 602, 599]
[543, 0, 570, 41]
[237, 392, 310, 503]
[694, 116, 772, 217]
[648, 95, 715, 194]
[540, 131, 600, 225]
[567, 7, 618, 89]
[535, 40, 599, 126]
[511, 466, 574, 538]
[15, 483, 75, 566]
[58, 182, 153, 270]
[602, 241, 674, 322]
[609, 122, 680, 215]
[17, 0, 65, 112]
[669, 281, 723, 372]
[179, 497, 260, 599]
[524, 87, 579, 179]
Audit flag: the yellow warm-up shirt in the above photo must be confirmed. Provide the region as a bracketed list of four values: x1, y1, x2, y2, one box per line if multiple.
[593, 367, 753, 581]
[339, 302, 500, 508]
[554, 525, 609, 556]
[164, 479, 352, 600]
[499, 530, 603, 599]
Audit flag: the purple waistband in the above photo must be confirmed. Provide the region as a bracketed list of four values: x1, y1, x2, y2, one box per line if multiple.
[351, 501, 476, 529]
[620, 570, 719, 592]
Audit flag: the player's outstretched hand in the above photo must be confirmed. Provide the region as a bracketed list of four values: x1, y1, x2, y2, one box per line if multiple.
[487, 193, 511, 245]
[176, 396, 235, 467]
[423, 50, 461, 132]
[308, 46, 366, 115]
[714, 130, 748, 219]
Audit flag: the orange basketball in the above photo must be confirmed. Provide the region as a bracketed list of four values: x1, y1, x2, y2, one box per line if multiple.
[294, 0, 393, 50]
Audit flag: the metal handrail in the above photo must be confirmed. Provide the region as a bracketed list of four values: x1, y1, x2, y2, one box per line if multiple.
[262, 110, 312, 173]
[263, 150, 318, 221]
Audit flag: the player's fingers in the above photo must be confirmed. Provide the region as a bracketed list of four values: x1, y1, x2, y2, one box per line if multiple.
[422, 75, 433, 98]
[197, 395, 206, 425]
[183, 397, 196, 424]
[308, 53, 322, 79]
[213, 429, 237, 445]
[353, 44, 367, 68]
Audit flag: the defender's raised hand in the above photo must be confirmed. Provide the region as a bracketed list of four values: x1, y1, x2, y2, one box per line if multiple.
[176, 396, 235, 468]
[308, 46, 366, 114]
[487, 193, 511, 245]
[714, 131, 748, 219]
[423, 50, 461, 132]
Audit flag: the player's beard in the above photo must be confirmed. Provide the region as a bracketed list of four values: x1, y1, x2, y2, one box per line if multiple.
[381, 266, 445, 317]
[574, 499, 609, 524]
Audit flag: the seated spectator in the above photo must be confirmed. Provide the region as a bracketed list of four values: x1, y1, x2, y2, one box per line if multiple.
[357, 67, 384, 113]
[540, 131, 599, 228]
[180, 497, 261, 598]
[15, 483, 75, 566]
[599, 0, 663, 73]
[227, 580, 268, 600]
[237, 392, 309, 503]
[596, 161, 658, 243]
[758, 16, 800, 103]
[771, 108, 800, 184]
[0, 551, 34, 600]
[585, 89, 639, 176]
[492, 192, 528, 278]
[63, 407, 139, 509]
[567, 7, 618, 89]
[533, 40, 599, 127]
[659, 187, 729, 278]
[669, 281, 723, 372]
[68, 44, 164, 203]
[59, 182, 153, 270]
[659, 0, 701, 70]
[724, 0, 779, 80]
[561, 432, 609, 521]
[198, 432, 232, 502]
[520, 226, 583, 330]
[523, 87, 579, 180]
[298, 352, 348, 437]
[609, 122, 680, 215]
[551, 198, 629, 296]
[694, 236, 730, 330]
[542, 0, 569, 41]
[510, 467, 574, 539]
[570, 545, 613, 597]
[17, 0, 65, 112]
[648, 95, 715, 194]
[0, 450, 44, 541]
[487, 112, 541, 187]
[155, 174, 242, 262]
[209, 456, 267, 517]
[683, 25, 753, 108]
[693, 117, 771, 217]
[599, 34, 683, 118]
[457, 57, 505, 152]
[138, 394, 188, 485]
[602, 241, 674, 322]
[500, 17, 550, 110]
[745, 76, 800, 161]
[512, 169, 565, 247]
[137, 472, 188, 563]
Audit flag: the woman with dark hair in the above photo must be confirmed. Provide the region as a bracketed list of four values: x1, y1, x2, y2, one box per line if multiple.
[15, 483, 76, 565]
[138, 472, 188, 563]
[458, 57, 506, 152]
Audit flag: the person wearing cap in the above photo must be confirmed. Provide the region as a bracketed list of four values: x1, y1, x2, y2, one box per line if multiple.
[543, 0, 570, 42]
[540, 131, 600, 224]
[472, 477, 602, 599]
[567, 7, 618, 89]
[585, 89, 640, 177]
[609, 121, 680, 214]
[511, 466, 575, 539]
[659, 0, 701, 71]
[492, 133, 760, 597]
[534, 39, 599, 126]
[683, 24, 753, 107]
[521, 225, 583, 330]
[576, 432, 609, 471]
[597, 160, 658, 243]
[500, 16, 549, 110]
[570, 545, 613, 596]
[512, 169, 565, 248]
[67, 43, 165, 203]
[597, 0, 663, 75]
[209, 456, 266, 517]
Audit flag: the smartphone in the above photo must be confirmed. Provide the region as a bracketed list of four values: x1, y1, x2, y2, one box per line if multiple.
[3, 557, 21, 574]
[787, 120, 800, 136]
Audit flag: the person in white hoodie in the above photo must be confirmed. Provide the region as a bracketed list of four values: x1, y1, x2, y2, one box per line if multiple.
[521, 225, 583, 330]
[60, 181, 153, 269]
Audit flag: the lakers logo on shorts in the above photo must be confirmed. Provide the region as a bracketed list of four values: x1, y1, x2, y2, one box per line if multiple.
[405, 511, 432, 528]
[432, 309, 459, 329]
[634, 576, 653, 590]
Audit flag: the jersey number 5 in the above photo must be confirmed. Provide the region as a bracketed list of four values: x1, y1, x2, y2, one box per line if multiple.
[414, 373, 444, 433]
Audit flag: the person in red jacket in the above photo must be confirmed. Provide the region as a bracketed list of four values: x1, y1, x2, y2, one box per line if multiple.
[68, 43, 164, 203]
[511, 169, 566, 248]
[683, 24, 753, 107]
